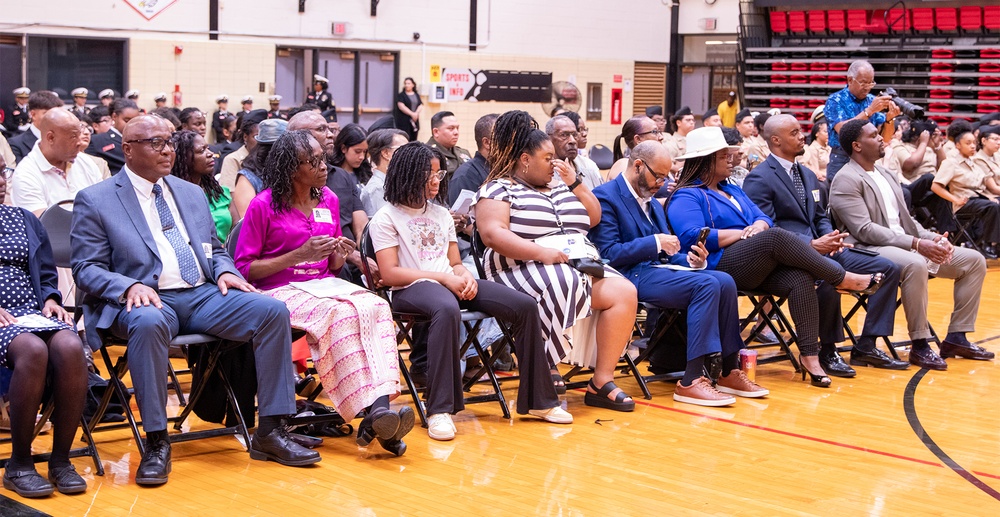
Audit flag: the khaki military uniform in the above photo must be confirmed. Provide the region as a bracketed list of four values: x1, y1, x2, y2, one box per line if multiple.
[428, 138, 472, 176]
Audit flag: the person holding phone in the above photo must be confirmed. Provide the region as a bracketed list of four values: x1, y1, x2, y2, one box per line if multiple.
[590, 141, 768, 407]
[744, 115, 907, 375]
[234, 130, 415, 457]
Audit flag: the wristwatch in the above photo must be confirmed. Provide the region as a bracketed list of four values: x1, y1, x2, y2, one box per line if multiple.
[567, 176, 583, 191]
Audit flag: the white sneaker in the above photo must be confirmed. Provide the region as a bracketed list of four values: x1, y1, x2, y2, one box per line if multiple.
[427, 413, 456, 441]
[527, 407, 573, 424]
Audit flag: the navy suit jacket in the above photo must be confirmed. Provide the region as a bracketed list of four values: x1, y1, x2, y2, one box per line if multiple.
[589, 174, 685, 282]
[9, 130, 37, 164]
[743, 154, 833, 244]
[18, 207, 63, 308]
[85, 131, 125, 174]
[71, 172, 240, 350]
[666, 180, 772, 269]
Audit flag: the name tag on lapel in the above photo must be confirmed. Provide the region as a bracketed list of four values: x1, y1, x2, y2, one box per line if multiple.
[102, 144, 115, 152]
[313, 208, 334, 224]
[812, 189, 821, 203]
[202, 243, 213, 259]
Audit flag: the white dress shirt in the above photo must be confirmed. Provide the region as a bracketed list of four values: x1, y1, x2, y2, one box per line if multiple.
[12, 144, 105, 213]
[124, 166, 206, 289]
[361, 168, 387, 217]
[864, 168, 906, 235]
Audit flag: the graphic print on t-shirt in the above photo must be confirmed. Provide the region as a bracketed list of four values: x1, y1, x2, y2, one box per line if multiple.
[407, 216, 445, 262]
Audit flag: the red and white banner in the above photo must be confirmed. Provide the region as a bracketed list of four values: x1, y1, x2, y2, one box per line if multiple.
[123, 0, 178, 21]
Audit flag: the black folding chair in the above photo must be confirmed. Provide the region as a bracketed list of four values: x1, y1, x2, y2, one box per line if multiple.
[839, 286, 941, 358]
[359, 224, 510, 428]
[738, 290, 801, 372]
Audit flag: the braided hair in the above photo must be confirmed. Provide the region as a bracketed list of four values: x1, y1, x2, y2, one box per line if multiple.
[330, 123, 373, 183]
[485, 110, 549, 183]
[261, 130, 323, 212]
[169, 130, 224, 202]
[384, 142, 446, 208]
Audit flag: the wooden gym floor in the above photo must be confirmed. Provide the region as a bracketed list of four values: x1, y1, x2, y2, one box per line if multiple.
[3, 265, 1000, 516]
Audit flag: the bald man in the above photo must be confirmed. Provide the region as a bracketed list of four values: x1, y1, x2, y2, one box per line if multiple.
[13, 109, 104, 216]
[589, 141, 769, 407]
[743, 115, 907, 374]
[71, 116, 319, 487]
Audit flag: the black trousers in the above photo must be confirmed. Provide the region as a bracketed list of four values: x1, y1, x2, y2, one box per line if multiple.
[957, 197, 1000, 245]
[391, 280, 558, 415]
[716, 227, 847, 356]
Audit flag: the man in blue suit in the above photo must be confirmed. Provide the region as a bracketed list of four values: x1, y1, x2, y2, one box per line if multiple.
[743, 114, 908, 375]
[71, 116, 319, 487]
[590, 141, 768, 407]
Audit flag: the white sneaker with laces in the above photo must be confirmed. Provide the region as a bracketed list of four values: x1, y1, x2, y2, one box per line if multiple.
[527, 407, 573, 424]
[427, 413, 456, 441]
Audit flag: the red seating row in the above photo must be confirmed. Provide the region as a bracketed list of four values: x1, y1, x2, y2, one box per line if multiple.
[771, 62, 848, 72]
[770, 75, 845, 84]
[771, 7, 999, 34]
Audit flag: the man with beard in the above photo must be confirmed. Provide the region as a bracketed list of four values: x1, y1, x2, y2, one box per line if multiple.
[589, 141, 769, 407]
[743, 115, 908, 376]
[545, 115, 604, 190]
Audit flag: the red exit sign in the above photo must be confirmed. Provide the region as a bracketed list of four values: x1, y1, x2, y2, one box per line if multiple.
[331, 22, 347, 36]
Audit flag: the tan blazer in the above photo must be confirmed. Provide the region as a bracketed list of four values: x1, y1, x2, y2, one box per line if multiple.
[828, 159, 937, 250]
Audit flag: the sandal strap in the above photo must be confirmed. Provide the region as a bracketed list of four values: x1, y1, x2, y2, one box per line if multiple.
[592, 380, 626, 400]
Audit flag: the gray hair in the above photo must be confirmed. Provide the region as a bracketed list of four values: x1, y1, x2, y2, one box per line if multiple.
[545, 115, 574, 135]
[847, 60, 873, 79]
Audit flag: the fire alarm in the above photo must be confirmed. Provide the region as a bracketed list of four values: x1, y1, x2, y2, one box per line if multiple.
[174, 45, 183, 55]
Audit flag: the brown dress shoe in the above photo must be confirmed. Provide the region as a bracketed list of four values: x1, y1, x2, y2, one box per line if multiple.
[716, 370, 769, 398]
[909, 347, 948, 371]
[673, 377, 736, 407]
[939, 341, 995, 361]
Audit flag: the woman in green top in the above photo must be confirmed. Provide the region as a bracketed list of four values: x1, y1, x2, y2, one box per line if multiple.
[170, 129, 236, 242]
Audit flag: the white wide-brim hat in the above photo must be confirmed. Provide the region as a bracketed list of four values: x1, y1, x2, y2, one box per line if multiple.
[675, 127, 739, 160]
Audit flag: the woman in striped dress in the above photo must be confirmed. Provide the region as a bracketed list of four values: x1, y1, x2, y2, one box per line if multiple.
[475, 111, 639, 412]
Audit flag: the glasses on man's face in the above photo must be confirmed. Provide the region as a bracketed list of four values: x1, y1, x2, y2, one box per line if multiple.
[98, 117, 112, 125]
[852, 77, 876, 88]
[638, 160, 668, 186]
[427, 170, 446, 182]
[126, 137, 175, 152]
[553, 130, 579, 140]
[2, 167, 14, 180]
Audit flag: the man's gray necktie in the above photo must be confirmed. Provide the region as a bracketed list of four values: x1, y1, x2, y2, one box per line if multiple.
[152, 184, 200, 285]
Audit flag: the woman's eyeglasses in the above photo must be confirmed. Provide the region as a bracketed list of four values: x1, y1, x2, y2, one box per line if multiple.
[637, 129, 663, 137]
[427, 170, 446, 182]
[306, 155, 326, 170]
[2, 167, 14, 179]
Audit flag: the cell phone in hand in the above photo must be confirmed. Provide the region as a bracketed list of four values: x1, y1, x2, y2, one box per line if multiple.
[696, 227, 710, 247]
[851, 248, 879, 257]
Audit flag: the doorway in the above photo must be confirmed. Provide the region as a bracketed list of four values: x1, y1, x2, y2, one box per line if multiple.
[315, 50, 397, 128]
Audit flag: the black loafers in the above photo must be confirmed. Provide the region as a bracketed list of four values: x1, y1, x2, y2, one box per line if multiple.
[377, 406, 415, 457]
[136, 439, 172, 486]
[850, 347, 911, 370]
[356, 407, 400, 447]
[3, 468, 54, 498]
[819, 350, 857, 378]
[909, 347, 948, 371]
[48, 464, 87, 495]
[939, 340, 995, 361]
[250, 427, 322, 467]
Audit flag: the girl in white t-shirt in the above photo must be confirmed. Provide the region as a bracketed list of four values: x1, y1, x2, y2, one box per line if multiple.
[369, 142, 572, 441]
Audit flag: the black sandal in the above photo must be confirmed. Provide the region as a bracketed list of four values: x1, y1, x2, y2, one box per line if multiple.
[47, 464, 87, 495]
[584, 380, 635, 412]
[355, 407, 400, 447]
[551, 372, 567, 395]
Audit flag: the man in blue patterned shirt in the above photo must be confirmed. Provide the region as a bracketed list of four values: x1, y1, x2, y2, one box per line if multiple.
[824, 60, 901, 184]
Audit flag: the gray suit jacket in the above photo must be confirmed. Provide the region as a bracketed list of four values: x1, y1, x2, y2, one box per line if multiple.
[71, 171, 240, 350]
[828, 159, 937, 250]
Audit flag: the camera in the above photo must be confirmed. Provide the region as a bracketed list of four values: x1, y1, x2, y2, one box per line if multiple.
[880, 88, 925, 119]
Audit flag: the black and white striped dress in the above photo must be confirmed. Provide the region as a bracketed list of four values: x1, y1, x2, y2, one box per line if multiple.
[476, 179, 619, 364]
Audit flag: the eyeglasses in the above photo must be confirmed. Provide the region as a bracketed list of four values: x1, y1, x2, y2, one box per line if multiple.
[305, 155, 326, 170]
[637, 129, 663, 137]
[312, 125, 336, 135]
[427, 170, 446, 182]
[2, 167, 14, 179]
[638, 160, 668, 185]
[578, 128, 589, 136]
[553, 130, 579, 140]
[851, 78, 877, 87]
[125, 137, 175, 152]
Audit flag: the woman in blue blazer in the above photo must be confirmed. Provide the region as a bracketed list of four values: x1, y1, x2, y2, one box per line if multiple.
[0, 158, 88, 498]
[664, 128, 882, 388]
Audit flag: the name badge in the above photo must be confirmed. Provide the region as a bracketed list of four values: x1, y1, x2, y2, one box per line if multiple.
[812, 189, 821, 203]
[313, 208, 334, 224]
[202, 243, 213, 259]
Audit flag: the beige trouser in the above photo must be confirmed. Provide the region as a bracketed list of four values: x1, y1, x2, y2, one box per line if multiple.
[869, 245, 986, 340]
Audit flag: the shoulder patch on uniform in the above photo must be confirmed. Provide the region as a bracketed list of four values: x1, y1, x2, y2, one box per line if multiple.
[102, 143, 115, 152]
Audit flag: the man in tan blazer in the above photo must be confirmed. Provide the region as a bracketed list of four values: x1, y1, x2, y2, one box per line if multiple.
[829, 120, 993, 370]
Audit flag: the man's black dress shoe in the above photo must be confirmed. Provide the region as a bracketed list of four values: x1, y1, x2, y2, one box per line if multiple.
[939, 340, 995, 361]
[3, 468, 54, 498]
[819, 350, 856, 377]
[250, 426, 322, 467]
[909, 347, 948, 371]
[135, 439, 171, 486]
[850, 347, 910, 370]
[48, 464, 87, 494]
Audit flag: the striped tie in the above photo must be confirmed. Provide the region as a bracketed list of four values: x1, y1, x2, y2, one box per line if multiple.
[152, 184, 200, 286]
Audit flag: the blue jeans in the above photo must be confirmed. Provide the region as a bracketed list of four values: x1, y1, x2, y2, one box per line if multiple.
[826, 148, 850, 186]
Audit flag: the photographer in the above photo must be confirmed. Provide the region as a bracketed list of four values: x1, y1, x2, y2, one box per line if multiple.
[824, 60, 901, 185]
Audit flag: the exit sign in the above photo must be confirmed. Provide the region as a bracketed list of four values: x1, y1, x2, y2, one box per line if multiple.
[331, 21, 348, 36]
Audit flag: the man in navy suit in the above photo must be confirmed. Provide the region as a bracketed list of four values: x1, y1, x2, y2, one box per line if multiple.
[84, 98, 138, 174]
[71, 116, 319, 487]
[590, 141, 768, 407]
[743, 114, 908, 374]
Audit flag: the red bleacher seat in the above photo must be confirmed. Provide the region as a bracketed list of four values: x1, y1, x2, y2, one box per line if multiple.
[929, 90, 953, 99]
[828, 63, 848, 72]
[912, 9, 935, 33]
[978, 105, 1000, 114]
[847, 10, 869, 33]
[983, 63, 1000, 74]
[770, 99, 788, 109]
[772, 75, 789, 84]
[930, 76, 953, 86]
[790, 75, 808, 84]
[936, 8, 958, 32]
[770, 11, 788, 33]
[981, 77, 1000, 87]
[808, 11, 827, 33]
[985, 7, 999, 32]
[931, 49, 955, 59]
[887, 8, 908, 32]
[809, 75, 827, 84]
[959, 7, 982, 32]
[980, 91, 1000, 101]
[982, 49, 1000, 59]
[790, 63, 809, 72]
[788, 11, 807, 34]
[808, 99, 824, 108]
[772, 62, 789, 71]
[827, 10, 847, 33]
[828, 75, 846, 84]
[928, 102, 951, 113]
[866, 10, 889, 34]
